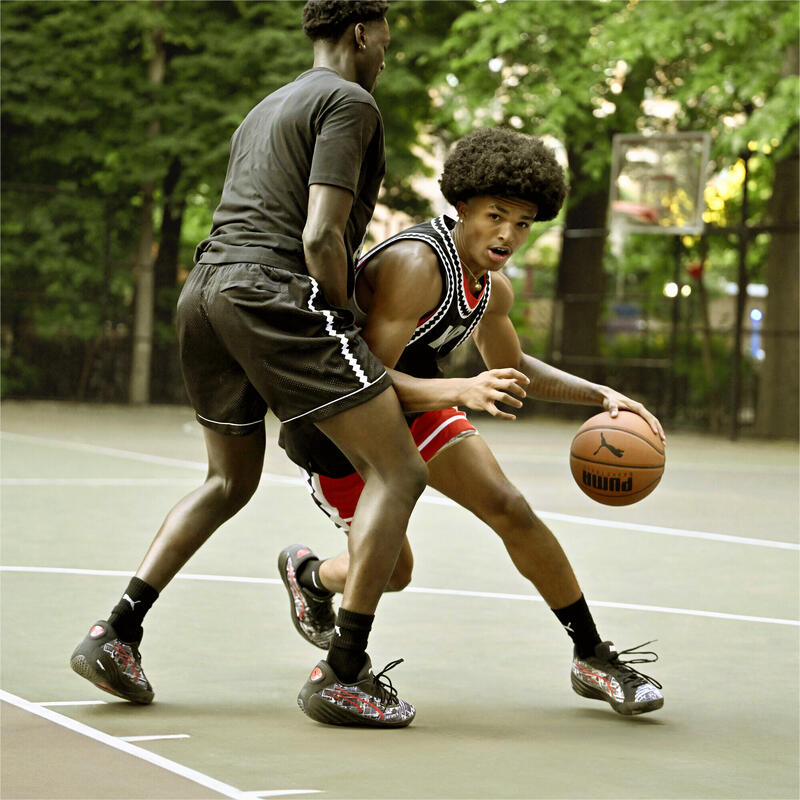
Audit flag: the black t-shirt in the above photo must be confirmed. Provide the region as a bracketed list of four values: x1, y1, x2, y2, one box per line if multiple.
[194, 68, 385, 285]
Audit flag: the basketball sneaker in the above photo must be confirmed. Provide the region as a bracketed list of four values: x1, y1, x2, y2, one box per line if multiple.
[278, 544, 335, 650]
[297, 656, 415, 727]
[69, 620, 154, 704]
[571, 640, 663, 715]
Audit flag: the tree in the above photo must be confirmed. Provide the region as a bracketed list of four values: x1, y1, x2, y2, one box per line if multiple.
[2, 0, 470, 402]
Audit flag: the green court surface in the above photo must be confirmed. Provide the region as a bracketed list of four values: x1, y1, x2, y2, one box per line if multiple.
[1, 401, 798, 800]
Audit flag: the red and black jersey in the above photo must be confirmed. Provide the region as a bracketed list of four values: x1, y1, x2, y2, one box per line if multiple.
[355, 215, 492, 379]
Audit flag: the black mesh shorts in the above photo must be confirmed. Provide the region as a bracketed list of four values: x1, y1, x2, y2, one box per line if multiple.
[176, 262, 392, 436]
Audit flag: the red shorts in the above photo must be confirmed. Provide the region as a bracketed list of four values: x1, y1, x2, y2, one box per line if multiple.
[301, 407, 477, 530]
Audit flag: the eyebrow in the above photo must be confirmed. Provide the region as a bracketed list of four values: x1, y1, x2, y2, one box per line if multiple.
[490, 202, 536, 221]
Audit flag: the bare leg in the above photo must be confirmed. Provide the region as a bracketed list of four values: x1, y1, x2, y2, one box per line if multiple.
[316, 388, 426, 615]
[136, 425, 266, 591]
[318, 537, 413, 594]
[426, 435, 581, 609]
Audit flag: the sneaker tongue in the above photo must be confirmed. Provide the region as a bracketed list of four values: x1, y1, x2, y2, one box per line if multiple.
[596, 641, 618, 659]
[354, 655, 373, 682]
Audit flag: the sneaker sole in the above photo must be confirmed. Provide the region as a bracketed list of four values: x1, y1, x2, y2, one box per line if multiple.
[278, 549, 333, 651]
[297, 692, 414, 728]
[70, 653, 154, 705]
[571, 673, 663, 716]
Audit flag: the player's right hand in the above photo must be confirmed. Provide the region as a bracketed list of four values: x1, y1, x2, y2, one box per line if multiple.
[460, 369, 529, 420]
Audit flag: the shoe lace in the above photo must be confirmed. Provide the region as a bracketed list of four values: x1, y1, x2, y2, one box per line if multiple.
[610, 640, 662, 690]
[371, 658, 404, 705]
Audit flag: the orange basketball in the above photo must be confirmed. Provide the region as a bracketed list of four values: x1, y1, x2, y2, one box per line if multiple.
[569, 410, 665, 506]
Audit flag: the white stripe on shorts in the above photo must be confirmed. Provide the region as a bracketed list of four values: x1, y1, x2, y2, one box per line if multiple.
[280, 277, 385, 425]
[416, 410, 469, 453]
[300, 468, 353, 530]
[307, 277, 369, 386]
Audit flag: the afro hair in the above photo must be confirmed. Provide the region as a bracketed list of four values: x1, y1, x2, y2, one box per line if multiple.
[439, 128, 567, 221]
[302, 1, 389, 42]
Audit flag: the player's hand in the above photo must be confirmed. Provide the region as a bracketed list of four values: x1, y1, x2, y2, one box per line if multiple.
[600, 387, 666, 442]
[460, 369, 529, 420]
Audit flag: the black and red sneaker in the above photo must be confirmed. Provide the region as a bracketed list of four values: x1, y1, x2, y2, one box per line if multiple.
[297, 656, 415, 728]
[278, 544, 335, 650]
[69, 620, 154, 704]
[571, 640, 663, 715]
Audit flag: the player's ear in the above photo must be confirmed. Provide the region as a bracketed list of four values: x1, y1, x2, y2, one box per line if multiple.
[353, 22, 367, 51]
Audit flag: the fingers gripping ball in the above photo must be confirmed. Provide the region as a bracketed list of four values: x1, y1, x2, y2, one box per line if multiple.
[570, 411, 665, 506]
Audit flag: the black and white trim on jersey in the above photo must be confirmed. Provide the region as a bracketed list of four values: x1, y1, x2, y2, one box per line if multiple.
[355, 215, 492, 360]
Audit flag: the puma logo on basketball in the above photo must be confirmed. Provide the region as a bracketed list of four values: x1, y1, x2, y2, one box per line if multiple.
[593, 432, 625, 458]
[582, 471, 632, 493]
[123, 593, 141, 610]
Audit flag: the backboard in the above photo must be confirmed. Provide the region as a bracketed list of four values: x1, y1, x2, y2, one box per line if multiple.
[609, 132, 711, 236]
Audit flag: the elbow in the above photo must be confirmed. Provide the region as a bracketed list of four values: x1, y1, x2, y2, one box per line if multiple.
[302, 223, 339, 259]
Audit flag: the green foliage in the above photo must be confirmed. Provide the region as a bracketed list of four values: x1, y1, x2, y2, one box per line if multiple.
[1, 0, 462, 398]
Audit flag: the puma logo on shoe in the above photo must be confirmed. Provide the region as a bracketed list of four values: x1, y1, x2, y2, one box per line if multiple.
[593, 433, 624, 458]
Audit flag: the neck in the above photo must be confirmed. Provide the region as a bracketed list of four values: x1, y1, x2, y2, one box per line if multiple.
[313, 45, 356, 83]
[453, 220, 484, 287]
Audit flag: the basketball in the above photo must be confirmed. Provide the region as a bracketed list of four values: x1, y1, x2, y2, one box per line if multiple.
[569, 410, 665, 506]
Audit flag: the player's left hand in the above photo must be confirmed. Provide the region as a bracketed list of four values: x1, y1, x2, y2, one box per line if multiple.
[600, 388, 665, 443]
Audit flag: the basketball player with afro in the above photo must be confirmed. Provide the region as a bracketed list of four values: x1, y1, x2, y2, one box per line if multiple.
[280, 127, 667, 719]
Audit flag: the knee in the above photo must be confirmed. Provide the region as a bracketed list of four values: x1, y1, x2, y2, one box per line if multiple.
[396, 455, 428, 504]
[207, 471, 259, 515]
[385, 551, 414, 592]
[485, 487, 536, 536]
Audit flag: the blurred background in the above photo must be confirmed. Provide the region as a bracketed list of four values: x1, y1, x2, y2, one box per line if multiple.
[2, 0, 797, 440]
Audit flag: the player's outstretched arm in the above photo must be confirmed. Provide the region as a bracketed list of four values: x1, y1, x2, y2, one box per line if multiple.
[387, 366, 529, 419]
[473, 273, 665, 440]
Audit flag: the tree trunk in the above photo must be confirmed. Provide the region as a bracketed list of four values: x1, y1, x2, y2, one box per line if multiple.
[550, 147, 608, 370]
[129, 6, 165, 405]
[755, 44, 799, 439]
[150, 157, 185, 402]
[756, 145, 799, 438]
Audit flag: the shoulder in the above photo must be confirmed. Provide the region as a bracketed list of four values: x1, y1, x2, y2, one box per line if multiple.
[366, 238, 442, 313]
[372, 238, 441, 282]
[314, 70, 380, 112]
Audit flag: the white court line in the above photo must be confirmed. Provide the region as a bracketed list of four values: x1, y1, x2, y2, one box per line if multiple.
[2, 430, 797, 551]
[121, 734, 190, 742]
[1, 565, 797, 627]
[38, 700, 107, 706]
[3, 478, 202, 486]
[1, 689, 254, 799]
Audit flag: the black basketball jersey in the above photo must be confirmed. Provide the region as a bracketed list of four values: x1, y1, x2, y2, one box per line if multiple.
[355, 214, 492, 379]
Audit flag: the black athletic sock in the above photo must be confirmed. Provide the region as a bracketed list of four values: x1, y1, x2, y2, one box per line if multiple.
[552, 594, 601, 658]
[297, 558, 333, 598]
[327, 608, 373, 683]
[108, 577, 159, 643]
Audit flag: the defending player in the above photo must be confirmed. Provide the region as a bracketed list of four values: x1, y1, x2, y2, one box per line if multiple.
[70, 1, 423, 728]
[279, 128, 665, 717]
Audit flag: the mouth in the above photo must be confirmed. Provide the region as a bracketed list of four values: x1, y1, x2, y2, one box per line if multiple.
[487, 246, 511, 263]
